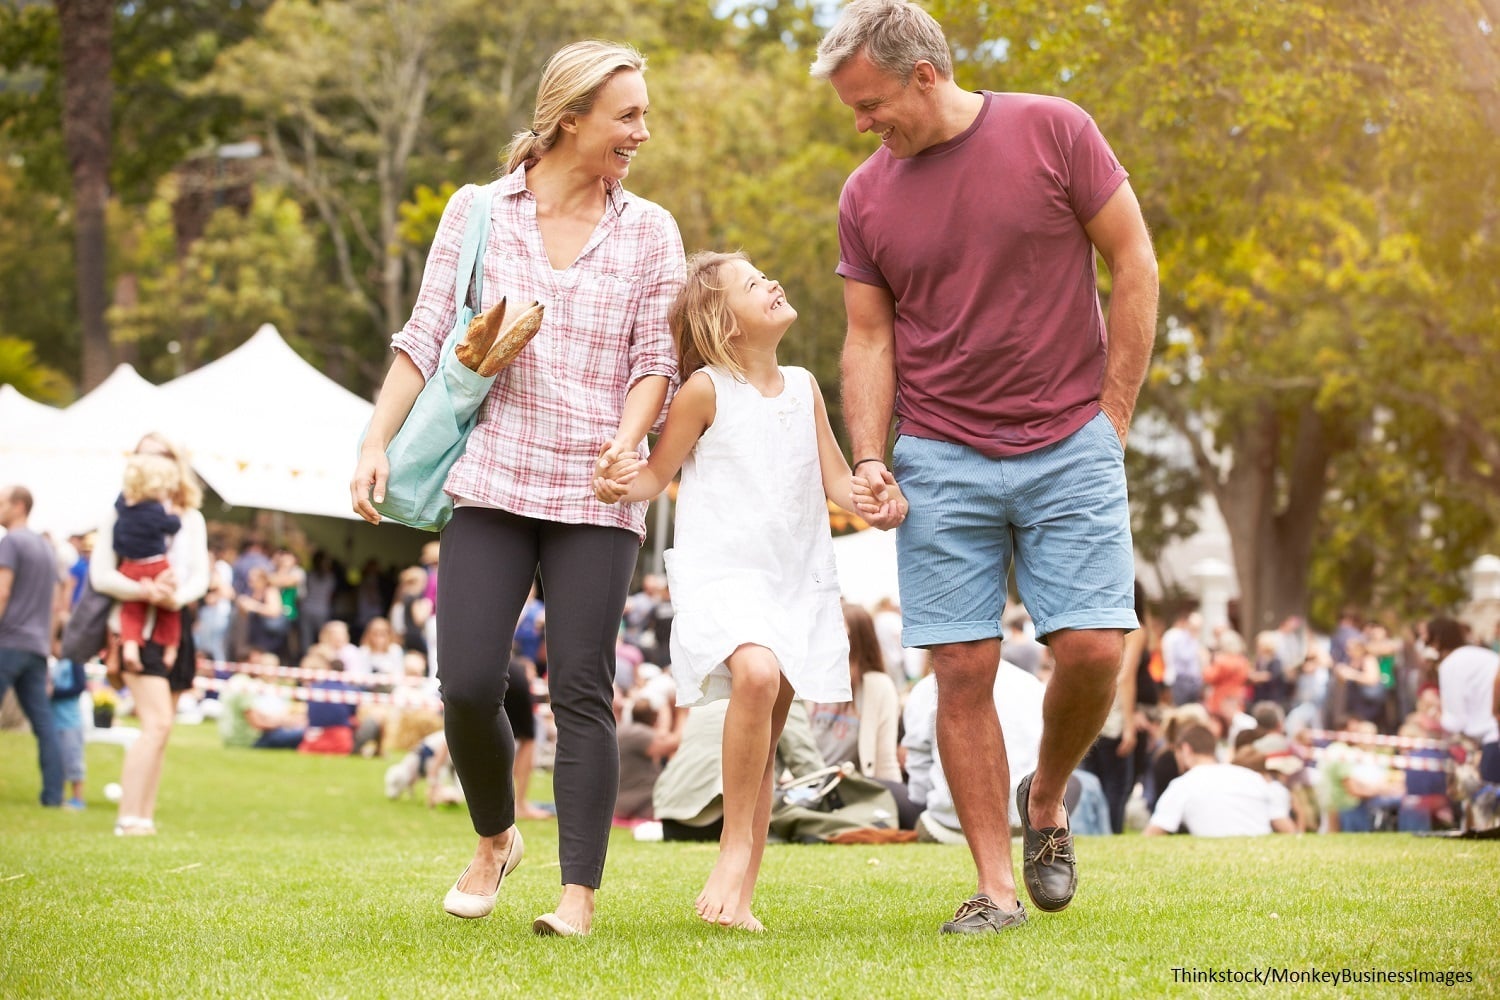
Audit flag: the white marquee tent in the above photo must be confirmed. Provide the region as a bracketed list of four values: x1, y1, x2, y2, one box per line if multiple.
[155, 324, 374, 523]
[0, 383, 61, 434]
[1, 325, 374, 538]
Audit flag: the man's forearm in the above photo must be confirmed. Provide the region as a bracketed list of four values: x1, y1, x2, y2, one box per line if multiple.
[841, 336, 897, 460]
[1099, 255, 1159, 425]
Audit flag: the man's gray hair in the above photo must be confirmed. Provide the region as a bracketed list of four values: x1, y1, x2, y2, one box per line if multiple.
[810, 0, 953, 81]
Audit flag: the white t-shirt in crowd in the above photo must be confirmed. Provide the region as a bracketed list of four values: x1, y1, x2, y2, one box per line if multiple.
[903, 660, 1043, 830]
[1148, 763, 1288, 837]
[1438, 645, 1500, 745]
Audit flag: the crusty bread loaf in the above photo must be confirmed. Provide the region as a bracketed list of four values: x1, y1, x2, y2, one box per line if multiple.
[454, 298, 546, 376]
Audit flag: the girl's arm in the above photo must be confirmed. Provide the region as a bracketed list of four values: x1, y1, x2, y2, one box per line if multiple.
[597, 372, 716, 504]
[809, 373, 906, 524]
[593, 374, 672, 496]
[809, 372, 857, 513]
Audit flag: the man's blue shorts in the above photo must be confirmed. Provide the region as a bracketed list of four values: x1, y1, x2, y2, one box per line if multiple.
[892, 411, 1139, 646]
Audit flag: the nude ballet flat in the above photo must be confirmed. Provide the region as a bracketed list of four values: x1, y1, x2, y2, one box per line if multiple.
[113, 817, 156, 837]
[531, 912, 583, 937]
[442, 827, 524, 919]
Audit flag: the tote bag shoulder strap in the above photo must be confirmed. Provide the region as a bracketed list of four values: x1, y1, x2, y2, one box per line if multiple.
[454, 182, 496, 313]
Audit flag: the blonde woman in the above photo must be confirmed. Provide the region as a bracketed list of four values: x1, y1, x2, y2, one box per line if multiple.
[91, 433, 210, 836]
[351, 40, 685, 937]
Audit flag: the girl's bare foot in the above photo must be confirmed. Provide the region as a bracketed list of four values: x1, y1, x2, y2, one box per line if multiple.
[730, 910, 766, 932]
[695, 847, 750, 926]
[122, 640, 142, 672]
[515, 802, 553, 820]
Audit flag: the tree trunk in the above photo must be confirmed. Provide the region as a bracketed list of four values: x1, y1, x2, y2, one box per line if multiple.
[57, 0, 114, 391]
[1208, 398, 1337, 638]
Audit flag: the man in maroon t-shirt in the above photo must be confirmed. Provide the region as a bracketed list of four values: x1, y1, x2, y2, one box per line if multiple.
[813, 0, 1158, 934]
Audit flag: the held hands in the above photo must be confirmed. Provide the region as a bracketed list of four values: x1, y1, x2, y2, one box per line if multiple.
[851, 462, 908, 530]
[594, 442, 644, 505]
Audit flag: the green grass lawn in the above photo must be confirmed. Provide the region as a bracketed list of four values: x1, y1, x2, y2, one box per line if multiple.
[1, 722, 1496, 999]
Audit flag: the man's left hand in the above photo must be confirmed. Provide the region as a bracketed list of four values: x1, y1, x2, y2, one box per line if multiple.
[1100, 401, 1130, 448]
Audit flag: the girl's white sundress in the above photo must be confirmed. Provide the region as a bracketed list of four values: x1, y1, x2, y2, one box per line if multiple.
[664, 365, 852, 707]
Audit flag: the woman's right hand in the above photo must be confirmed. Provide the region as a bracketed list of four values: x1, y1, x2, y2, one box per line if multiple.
[147, 571, 180, 609]
[351, 446, 389, 524]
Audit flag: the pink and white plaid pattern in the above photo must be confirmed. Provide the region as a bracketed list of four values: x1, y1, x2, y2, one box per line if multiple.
[391, 167, 684, 540]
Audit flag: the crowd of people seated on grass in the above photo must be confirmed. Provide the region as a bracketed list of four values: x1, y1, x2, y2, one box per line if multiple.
[55, 527, 1493, 842]
[606, 588, 1497, 842]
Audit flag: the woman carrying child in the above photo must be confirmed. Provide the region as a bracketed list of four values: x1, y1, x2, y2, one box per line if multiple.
[596, 251, 905, 929]
[91, 433, 210, 836]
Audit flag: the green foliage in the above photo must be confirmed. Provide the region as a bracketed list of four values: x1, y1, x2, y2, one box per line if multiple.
[937, 0, 1500, 629]
[0, 1, 272, 203]
[1, 0, 1496, 622]
[636, 39, 871, 435]
[0, 155, 76, 378]
[0, 3, 66, 190]
[0, 335, 72, 403]
[108, 183, 351, 380]
[1125, 438, 1202, 590]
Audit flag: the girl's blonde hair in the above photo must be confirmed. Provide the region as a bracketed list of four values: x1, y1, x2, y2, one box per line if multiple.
[135, 432, 204, 510]
[671, 250, 751, 381]
[502, 40, 646, 174]
[122, 453, 181, 505]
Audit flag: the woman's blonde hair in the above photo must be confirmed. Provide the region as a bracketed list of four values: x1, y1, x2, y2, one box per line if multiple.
[671, 250, 750, 381]
[122, 453, 180, 506]
[502, 40, 646, 174]
[135, 432, 204, 510]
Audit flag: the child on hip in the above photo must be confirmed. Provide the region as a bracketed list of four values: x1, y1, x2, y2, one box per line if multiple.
[595, 250, 906, 930]
[113, 453, 183, 670]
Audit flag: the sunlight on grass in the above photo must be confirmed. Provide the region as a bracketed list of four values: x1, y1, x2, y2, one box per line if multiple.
[1, 724, 1495, 998]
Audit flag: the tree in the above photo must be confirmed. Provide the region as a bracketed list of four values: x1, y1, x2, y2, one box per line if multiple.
[0, 156, 75, 377]
[936, 0, 1500, 632]
[0, 1, 273, 383]
[109, 183, 345, 380]
[196, 0, 651, 391]
[0, 336, 71, 403]
[56, 0, 113, 390]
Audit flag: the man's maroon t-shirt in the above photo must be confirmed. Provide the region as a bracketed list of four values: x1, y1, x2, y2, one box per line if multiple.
[836, 91, 1127, 457]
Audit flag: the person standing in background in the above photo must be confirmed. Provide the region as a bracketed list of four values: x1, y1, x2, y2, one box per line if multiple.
[0, 485, 66, 807]
[90, 434, 211, 836]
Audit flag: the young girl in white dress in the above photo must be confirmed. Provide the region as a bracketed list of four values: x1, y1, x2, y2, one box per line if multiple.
[595, 250, 906, 929]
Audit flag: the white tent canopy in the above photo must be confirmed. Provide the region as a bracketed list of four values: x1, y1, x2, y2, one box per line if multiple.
[1, 326, 374, 537]
[2, 364, 183, 537]
[155, 324, 373, 523]
[0, 383, 61, 434]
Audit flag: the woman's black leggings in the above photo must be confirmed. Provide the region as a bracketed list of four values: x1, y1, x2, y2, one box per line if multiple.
[437, 506, 638, 888]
